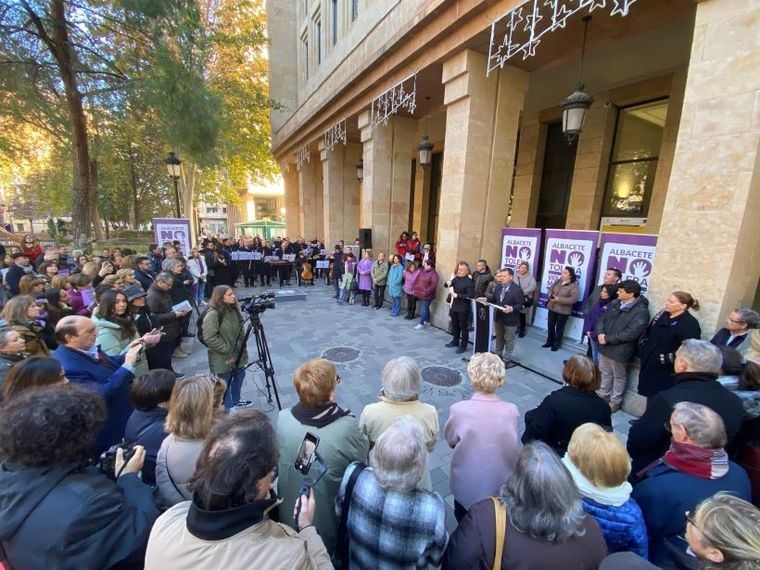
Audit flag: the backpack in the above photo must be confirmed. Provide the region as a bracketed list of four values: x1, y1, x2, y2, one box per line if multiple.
[196, 307, 221, 347]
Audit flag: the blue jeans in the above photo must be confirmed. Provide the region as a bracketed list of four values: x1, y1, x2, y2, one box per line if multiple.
[192, 282, 205, 303]
[588, 336, 600, 365]
[219, 368, 245, 409]
[390, 296, 401, 316]
[419, 299, 432, 325]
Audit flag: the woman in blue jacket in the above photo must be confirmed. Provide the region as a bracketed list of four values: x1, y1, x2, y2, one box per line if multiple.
[563, 423, 648, 558]
[387, 254, 405, 316]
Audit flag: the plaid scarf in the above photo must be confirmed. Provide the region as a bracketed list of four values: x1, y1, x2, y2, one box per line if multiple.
[663, 440, 728, 479]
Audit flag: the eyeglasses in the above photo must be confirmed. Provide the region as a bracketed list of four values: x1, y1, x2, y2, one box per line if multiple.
[685, 510, 720, 546]
[727, 317, 746, 325]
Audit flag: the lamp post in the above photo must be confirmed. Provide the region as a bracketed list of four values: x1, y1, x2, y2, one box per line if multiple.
[165, 151, 182, 218]
[561, 16, 594, 144]
[355, 158, 364, 182]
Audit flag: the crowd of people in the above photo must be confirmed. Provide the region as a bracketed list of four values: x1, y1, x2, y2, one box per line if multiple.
[0, 230, 758, 569]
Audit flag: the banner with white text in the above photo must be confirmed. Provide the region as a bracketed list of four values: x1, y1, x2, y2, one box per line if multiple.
[500, 227, 542, 278]
[534, 229, 599, 341]
[597, 233, 658, 296]
[153, 218, 192, 256]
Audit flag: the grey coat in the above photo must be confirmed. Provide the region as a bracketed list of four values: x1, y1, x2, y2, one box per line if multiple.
[515, 272, 537, 315]
[594, 296, 650, 363]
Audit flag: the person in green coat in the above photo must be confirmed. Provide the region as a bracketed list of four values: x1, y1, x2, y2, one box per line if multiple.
[276, 358, 369, 554]
[387, 254, 404, 317]
[370, 252, 389, 310]
[93, 289, 159, 379]
[203, 285, 249, 410]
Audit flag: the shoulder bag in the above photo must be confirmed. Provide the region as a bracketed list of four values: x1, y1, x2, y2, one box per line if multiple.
[334, 463, 365, 569]
[490, 496, 508, 570]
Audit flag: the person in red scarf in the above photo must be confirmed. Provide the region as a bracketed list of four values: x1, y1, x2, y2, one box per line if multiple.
[0, 229, 43, 264]
[631, 402, 751, 566]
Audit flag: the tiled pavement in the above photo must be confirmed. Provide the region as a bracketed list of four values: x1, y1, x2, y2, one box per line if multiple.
[175, 282, 635, 534]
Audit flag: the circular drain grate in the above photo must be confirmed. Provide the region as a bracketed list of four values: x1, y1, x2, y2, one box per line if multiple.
[421, 366, 462, 387]
[322, 347, 360, 363]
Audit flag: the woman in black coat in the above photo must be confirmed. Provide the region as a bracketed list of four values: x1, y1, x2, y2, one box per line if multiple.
[522, 355, 611, 455]
[637, 291, 701, 398]
[445, 262, 476, 354]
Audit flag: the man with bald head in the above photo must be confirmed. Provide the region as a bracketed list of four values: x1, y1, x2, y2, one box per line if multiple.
[52, 316, 143, 451]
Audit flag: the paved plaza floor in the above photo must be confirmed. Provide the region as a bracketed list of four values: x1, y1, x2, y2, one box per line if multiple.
[176, 282, 635, 533]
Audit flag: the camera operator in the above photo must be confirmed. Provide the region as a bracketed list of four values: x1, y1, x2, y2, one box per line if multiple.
[145, 409, 332, 569]
[203, 285, 251, 409]
[0, 385, 158, 569]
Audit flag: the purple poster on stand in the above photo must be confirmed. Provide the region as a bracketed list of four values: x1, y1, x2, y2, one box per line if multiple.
[534, 229, 599, 341]
[500, 228, 542, 278]
[597, 233, 658, 296]
[153, 218, 192, 255]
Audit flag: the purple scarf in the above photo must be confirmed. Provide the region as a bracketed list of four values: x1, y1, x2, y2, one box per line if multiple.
[583, 298, 612, 335]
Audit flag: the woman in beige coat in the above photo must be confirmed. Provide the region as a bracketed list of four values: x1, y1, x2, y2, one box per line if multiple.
[543, 266, 580, 351]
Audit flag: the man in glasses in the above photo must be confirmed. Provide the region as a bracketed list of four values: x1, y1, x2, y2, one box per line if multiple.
[631, 402, 751, 566]
[710, 308, 759, 354]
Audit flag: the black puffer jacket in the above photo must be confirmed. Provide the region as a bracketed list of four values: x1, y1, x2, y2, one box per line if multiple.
[0, 463, 158, 569]
[594, 296, 650, 363]
[146, 283, 180, 341]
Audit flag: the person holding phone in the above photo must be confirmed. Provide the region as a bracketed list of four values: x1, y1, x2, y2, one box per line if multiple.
[145, 410, 333, 569]
[276, 359, 369, 553]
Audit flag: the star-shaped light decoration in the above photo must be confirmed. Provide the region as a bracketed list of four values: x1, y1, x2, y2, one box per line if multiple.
[610, 0, 637, 17]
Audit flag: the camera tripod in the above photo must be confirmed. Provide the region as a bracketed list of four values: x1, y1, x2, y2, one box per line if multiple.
[233, 311, 281, 410]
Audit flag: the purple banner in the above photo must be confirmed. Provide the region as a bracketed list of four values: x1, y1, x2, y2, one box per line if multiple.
[597, 233, 658, 296]
[153, 218, 192, 255]
[534, 229, 599, 341]
[500, 228, 542, 278]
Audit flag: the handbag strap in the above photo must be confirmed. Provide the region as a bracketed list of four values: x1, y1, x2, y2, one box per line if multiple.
[491, 497, 507, 570]
[338, 462, 366, 567]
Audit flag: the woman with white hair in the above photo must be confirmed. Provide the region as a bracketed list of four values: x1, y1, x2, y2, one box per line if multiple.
[444, 352, 519, 521]
[335, 416, 448, 569]
[359, 356, 439, 489]
[443, 442, 607, 569]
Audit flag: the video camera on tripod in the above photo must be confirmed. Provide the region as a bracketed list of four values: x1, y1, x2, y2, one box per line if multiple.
[240, 290, 276, 316]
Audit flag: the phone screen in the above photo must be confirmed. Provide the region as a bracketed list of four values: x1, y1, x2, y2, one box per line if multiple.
[294, 432, 319, 475]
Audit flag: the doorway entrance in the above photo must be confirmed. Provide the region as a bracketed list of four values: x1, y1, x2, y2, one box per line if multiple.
[535, 122, 577, 229]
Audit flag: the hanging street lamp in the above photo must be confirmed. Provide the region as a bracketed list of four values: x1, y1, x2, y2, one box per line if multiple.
[561, 16, 594, 144]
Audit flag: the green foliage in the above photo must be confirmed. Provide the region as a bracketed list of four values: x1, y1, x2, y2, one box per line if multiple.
[0, 0, 274, 230]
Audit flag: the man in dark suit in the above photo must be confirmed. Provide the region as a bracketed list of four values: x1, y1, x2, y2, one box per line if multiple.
[483, 268, 524, 367]
[133, 256, 155, 291]
[710, 308, 758, 352]
[52, 315, 143, 451]
[5, 252, 30, 296]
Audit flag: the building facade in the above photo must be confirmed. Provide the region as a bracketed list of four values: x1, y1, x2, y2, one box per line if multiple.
[266, 0, 760, 340]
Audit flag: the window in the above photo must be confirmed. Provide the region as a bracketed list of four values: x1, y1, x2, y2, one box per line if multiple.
[351, 0, 359, 21]
[222, 207, 227, 214]
[331, 0, 338, 45]
[602, 99, 669, 219]
[301, 33, 309, 79]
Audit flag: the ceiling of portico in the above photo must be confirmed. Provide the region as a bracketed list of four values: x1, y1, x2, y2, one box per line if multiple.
[278, 0, 696, 159]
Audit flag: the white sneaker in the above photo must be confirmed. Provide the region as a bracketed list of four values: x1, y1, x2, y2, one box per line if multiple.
[414, 324, 424, 330]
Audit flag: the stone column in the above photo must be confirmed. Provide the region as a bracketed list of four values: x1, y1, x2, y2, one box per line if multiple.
[565, 93, 616, 229]
[648, 0, 760, 334]
[388, 116, 416, 251]
[320, 141, 363, 246]
[511, 112, 546, 228]
[282, 164, 301, 237]
[343, 142, 363, 243]
[320, 140, 346, 247]
[358, 110, 394, 255]
[433, 49, 528, 325]
[298, 156, 318, 239]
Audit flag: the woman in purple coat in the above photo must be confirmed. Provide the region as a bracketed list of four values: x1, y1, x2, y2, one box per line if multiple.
[357, 250, 374, 307]
[402, 262, 420, 320]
